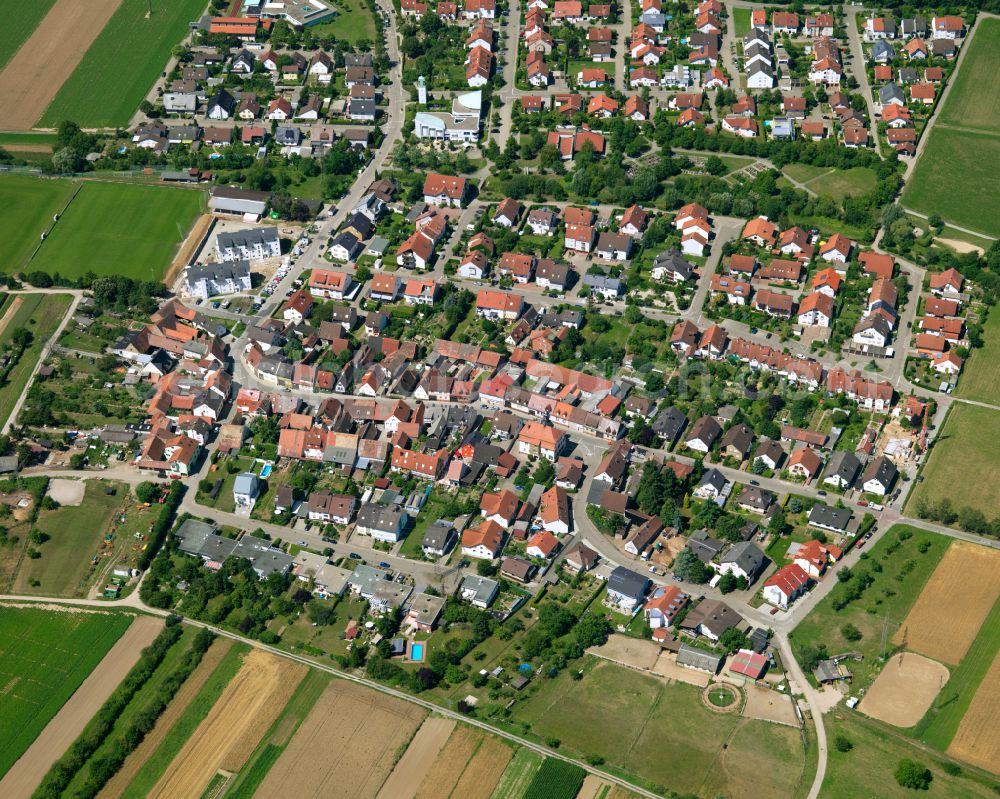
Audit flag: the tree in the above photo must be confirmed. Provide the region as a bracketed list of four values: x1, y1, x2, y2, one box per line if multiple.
[718, 573, 738, 594]
[719, 627, 750, 654]
[135, 481, 161, 504]
[672, 548, 711, 583]
[894, 759, 932, 790]
[841, 623, 862, 642]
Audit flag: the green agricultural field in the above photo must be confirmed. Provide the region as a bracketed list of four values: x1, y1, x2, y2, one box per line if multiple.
[30, 181, 204, 281]
[937, 18, 1000, 133]
[514, 659, 807, 797]
[309, 0, 377, 45]
[790, 526, 951, 687]
[490, 748, 544, 799]
[38, 0, 208, 128]
[0, 0, 57, 70]
[13, 480, 127, 597]
[820, 714, 998, 799]
[0, 176, 76, 272]
[908, 405, 1000, 525]
[0, 292, 72, 428]
[0, 607, 133, 777]
[956, 309, 1000, 403]
[903, 128, 1000, 238]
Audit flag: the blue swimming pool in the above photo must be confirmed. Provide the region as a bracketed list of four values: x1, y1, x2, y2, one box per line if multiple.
[411, 643, 425, 661]
[260, 463, 272, 478]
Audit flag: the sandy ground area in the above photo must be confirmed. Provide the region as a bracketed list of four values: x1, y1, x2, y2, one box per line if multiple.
[147, 650, 306, 799]
[256, 678, 426, 799]
[948, 647, 1000, 774]
[937, 238, 984, 255]
[861, 652, 949, 727]
[47, 478, 85, 506]
[588, 634, 661, 671]
[97, 638, 235, 799]
[165, 213, 212, 289]
[0, 615, 163, 799]
[0, 297, 25, 340]
[578, 774, 613, 799]
[0, 0, 123, 130]
[893, 542, 1000, 664]
[376, 716, 456, 799]
[741, 683, 799, 726]
[651, 652, 712, 687]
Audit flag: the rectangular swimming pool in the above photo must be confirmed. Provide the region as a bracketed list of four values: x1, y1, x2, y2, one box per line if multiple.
[260, 463, 272, 478]
[410, 642, 425, 661]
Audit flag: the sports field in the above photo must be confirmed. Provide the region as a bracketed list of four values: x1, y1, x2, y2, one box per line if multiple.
[0, 176, 76, 272]
[31, 181, 205, 281]
[39, 0, 207, 128]
[903, 19, 1000, 238]
[936, 18, 1000, 133]
[956, 308, 1000, 403]
[0, 0, 58, 71]
[908, 404, 1000, 524]
[0, 607, 132, 777]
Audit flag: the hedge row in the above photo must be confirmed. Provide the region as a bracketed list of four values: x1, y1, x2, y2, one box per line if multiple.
[31, 620, 207, 799]
[138, 481, 184, 570]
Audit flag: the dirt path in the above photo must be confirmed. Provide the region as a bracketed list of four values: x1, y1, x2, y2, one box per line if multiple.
[97, 637, 235, 799]
[376, 716, 456, 799]
[0, 297, 25, 341]
[0, 615, 163, 799]
[164, 213, 212, 289]
[0, 0, 123, 130]
[146, 650, 305, 799]
[2, 144, 53, 154]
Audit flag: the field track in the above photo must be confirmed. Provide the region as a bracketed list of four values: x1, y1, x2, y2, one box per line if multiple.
[96, 637, 234, 799]
[0, 0, 123, 130]
[146, 650, 305, 799]
[0, 615, 162, 799]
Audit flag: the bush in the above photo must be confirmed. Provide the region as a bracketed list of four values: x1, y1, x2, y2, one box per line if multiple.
[834, 734, 853, 753]
[841, 623, 863, 642]
[895, 759, 932, 790]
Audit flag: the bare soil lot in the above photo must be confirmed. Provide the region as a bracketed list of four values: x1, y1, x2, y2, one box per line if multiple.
[861, 652, 950, 728]
[0, 615, 161, 799]
[147, 649, 305, 799]
[376, 716, 456, 799]
[892, 542, 1000, 664]
[47, 478, 84, 506]
[651, 652, 712, 687]
[741, 683, 799, 727]
[0, 0, 122, 130]
[948, 648, 1000, 773]
[588, 634, 662, 671]
[256, 679, 426, 799]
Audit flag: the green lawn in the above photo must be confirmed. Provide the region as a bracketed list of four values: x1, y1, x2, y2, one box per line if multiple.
[0, 0, 57, 70]
[0, 607, 133, 777]
[956, 308, 1000, 403]
[0, 133, 58, 147]
[309, 0, 376, 45]
[782, 165, 878, 200]
[14, 479, 127, 597]
[31, 181, 204, 281]
[732, 7, 752, 37]
[907, 404, 1000, 524]
[514, 659, 807, 797]
[914, 594, 1000, 749]
[937, 18, 1000, 133]
[790, 526, 952, 688]
[820, 714, 998, 799]
[38, 0, 208, 128]
[0, 176, 76, 272]
[0, 292, 71, 427]
[903, 127, 1000, 239]
[119, 642, 250, 799]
